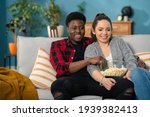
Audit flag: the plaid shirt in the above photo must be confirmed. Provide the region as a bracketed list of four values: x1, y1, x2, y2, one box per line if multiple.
[50, 37, 93, 78]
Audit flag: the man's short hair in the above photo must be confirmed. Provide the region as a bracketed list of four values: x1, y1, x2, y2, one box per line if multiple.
[66, 11, 86, 26]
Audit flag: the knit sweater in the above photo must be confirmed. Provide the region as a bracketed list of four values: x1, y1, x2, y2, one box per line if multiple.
[84, 37, 137, 75]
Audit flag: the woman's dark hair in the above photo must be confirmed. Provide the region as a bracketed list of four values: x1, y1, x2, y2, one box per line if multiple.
[91, 13, 112, 41]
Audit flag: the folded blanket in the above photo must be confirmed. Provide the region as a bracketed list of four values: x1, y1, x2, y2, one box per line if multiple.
[0, 67, 38, 100]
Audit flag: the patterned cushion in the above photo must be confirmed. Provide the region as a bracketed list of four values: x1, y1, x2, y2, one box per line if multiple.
[29, 48, 56, 89]
[135, 52, 150, 70]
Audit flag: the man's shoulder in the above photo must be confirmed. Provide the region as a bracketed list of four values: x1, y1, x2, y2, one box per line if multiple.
[83, 37, 94, 44]
[52, 38, 68, 45]
[84, 37, 93, 40]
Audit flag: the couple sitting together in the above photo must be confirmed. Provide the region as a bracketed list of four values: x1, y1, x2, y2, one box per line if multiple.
[50, 11, 150, 100]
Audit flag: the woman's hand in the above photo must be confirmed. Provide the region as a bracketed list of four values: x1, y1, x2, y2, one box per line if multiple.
[123, 70, 131, 81]
[101, 77, 116, 90]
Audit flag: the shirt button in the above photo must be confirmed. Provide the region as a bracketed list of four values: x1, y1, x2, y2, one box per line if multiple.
[71, 56, 73, 59]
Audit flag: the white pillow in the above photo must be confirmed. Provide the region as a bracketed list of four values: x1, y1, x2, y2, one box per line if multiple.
[29, 48, 56, 89]
[135, 52, 150, 70]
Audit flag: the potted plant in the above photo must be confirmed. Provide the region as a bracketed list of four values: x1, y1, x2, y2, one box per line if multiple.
[77, 1, 86, 14]
[43, 0, 64, 37]
[6, 0, 43, 55]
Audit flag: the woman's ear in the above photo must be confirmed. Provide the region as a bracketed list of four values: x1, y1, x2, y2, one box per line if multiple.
[67, 27, 69, 32]
[91, 28, 95, 35]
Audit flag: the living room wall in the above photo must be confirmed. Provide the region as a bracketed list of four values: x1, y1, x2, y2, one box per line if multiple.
[0, 0, 150, 66]
[0, 0, 7, 66]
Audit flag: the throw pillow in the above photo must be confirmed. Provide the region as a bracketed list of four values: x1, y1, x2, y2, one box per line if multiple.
[29, 48, 56, 89]
[135, 52, 150, 70]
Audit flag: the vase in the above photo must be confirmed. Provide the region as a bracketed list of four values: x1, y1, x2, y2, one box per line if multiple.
[9, 43, 17, 55]
[47, 25, 64, 37]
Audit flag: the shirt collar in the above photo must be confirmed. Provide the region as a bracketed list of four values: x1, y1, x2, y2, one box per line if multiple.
[66, 37, 85, 48]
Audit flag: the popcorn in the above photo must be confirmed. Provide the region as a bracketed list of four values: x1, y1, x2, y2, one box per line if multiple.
[101, 67, 127, 77]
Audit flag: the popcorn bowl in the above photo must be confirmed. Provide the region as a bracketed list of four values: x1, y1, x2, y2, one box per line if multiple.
[101, 67, 127, 77]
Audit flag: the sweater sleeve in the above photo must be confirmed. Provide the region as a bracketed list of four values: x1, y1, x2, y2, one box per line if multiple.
[84, 43, 101, 76]
[118, 38, 137, 70]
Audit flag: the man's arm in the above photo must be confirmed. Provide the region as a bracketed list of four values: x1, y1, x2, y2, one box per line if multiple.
[69, 56, 106, 73]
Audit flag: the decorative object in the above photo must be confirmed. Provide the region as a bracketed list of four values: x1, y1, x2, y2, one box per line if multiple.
[29, 48, 56, 89]
[7, 34, 17, 55]
[121, 6, 133, 21]
[43, 0, 64, 37]
[47, 25, 64, 37]
[9, 43, 17, 55]
[117, 15, 122, 21]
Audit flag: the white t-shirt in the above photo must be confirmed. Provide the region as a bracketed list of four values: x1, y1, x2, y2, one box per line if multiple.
[106, 53, 114, 67]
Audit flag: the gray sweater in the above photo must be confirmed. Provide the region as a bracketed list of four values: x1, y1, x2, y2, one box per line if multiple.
[84, 37, 137, 75]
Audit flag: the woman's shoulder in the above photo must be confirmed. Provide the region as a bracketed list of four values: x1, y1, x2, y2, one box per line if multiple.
[87, 42, 98, 48]
[111, 36, 123, 41]
[111, 36, 125, 44]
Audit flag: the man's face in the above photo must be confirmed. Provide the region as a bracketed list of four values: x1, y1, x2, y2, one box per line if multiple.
[67, 19, 85, 44]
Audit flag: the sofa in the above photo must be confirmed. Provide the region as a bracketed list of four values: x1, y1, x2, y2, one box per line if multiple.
[17, 35, 150, 100]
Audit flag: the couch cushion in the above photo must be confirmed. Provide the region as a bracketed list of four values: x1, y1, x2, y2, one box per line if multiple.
[73, 95, 102, 100]
[29, 48, 56, 89]
[17, 36, 62, 77]
[120, 35, 150, 53]
[37, 88, 54, 100]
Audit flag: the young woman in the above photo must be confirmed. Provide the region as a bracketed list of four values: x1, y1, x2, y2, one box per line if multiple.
[84, 13, 137, 99]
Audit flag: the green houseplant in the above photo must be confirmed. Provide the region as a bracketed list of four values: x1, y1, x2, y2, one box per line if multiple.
[6, 0, 43, 41]
[43, 0, 61, 26]
[77, 1, 86, 14]
[6, 0, 43, 55]
[43, 0, 64, 37]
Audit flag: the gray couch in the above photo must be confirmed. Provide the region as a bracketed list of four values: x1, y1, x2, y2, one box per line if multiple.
[17, 35, 150, 100]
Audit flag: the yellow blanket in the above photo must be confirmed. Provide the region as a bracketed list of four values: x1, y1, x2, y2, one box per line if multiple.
[0, 67, 38, 100]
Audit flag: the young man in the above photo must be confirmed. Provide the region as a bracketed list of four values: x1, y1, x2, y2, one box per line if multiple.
[50, 11, 104, 99]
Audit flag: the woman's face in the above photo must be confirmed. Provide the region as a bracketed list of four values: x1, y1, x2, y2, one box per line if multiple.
[67, 19, 85, 44]
[92, 19, 112, 44]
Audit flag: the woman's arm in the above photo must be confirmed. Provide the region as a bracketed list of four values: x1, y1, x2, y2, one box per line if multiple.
[119, 38, 137, 70]
[91, 69, 116, 90]
[85, 43, 116, 90]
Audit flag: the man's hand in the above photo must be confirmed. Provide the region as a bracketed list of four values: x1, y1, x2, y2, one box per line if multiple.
[88, 56, 107, 67]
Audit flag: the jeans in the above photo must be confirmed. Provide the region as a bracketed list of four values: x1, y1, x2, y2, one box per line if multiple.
[131, 67, 150, 100]
[51, 70, 135, 100]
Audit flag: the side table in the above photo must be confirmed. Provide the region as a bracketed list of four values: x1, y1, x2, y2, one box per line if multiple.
[4, 54, 17, 69]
